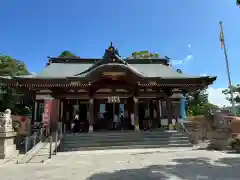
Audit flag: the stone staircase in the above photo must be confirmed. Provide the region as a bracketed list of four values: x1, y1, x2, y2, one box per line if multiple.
[61, 130, 193, 152]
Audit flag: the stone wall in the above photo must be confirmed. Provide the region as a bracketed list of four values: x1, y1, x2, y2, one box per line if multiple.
[229, 116, 240, 134]
[184, 113, 240, 149]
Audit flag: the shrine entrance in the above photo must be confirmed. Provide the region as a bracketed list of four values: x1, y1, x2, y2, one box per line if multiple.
[95, 96, 131, 131]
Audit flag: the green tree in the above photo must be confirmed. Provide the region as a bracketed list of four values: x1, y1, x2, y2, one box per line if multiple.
[222, 84, 240, 104]
[59, 51, 76, 57]
[129, 51, 160, 59]
[237, 0, 240, 6]
[0, 55, 29, 76]
[0, 55, 29, 113]
[222, 84, 240, 115]
[186, 89, 218, 116]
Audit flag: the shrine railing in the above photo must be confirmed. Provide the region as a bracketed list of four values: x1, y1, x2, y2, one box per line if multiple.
[23, 127, 46, 154]
[176, 120, 195, 144]
[48, 122, 65, 158]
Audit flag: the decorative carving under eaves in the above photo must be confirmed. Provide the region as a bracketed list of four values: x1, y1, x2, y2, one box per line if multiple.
[70, 81, 81, 85]
[69, 89, 75, 93]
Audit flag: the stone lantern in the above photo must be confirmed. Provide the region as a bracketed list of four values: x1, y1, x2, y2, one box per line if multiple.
[0, 109, 18, 159]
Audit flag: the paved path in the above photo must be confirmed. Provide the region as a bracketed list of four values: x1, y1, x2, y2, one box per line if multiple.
[0, 147, 240, 180]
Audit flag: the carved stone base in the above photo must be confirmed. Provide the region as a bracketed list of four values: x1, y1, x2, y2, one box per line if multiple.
[208, 131, 231, 150]
[88, 125, 93, 133]
[0, 127, 18, 159]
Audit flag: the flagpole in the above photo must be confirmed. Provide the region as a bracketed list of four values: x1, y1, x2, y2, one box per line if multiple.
[219, 21, 236, 115]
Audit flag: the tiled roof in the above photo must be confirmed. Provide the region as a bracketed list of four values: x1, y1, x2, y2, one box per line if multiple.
[34, 62, 199, 79]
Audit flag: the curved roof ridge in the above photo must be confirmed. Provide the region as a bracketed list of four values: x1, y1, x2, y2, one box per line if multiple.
[75, 59, 102, 76]
[75, 63, 145, 77]
[74, 55, 130, 76]
[125, 63, 147, 76]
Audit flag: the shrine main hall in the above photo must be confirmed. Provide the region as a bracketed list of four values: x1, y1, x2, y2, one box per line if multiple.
[0, 45, 216, 132]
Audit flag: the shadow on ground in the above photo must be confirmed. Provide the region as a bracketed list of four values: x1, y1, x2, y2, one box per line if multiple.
[87, 156, 240, 180]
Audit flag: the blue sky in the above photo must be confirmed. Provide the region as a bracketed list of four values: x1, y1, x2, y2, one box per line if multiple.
[0, 0, 239, 91]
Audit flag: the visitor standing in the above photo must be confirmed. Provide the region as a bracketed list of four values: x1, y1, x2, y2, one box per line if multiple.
[130, 112, 135, 130]
[73, 114, 80, 133]
[113, 113, 118, 130]
[120, 110, 124, 131]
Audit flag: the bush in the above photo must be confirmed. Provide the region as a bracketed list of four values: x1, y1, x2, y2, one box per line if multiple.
[230, 135, 240, 150]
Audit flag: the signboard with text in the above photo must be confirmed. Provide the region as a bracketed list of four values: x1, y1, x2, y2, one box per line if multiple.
[43, 99, 52, 127]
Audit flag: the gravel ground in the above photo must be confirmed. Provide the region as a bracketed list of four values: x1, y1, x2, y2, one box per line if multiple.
[0, 148, 240, 180]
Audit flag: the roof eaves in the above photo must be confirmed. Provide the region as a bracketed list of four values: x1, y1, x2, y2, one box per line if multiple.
[159, 76, 217, 80]
[13, 76, 68, 80]
[0, 76, 13, 79]
[14, 74, 37, 79]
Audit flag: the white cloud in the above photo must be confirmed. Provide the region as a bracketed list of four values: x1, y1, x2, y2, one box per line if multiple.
[30, 72, 36, 75]
[207, 87, 230, 107]
[172, 54, 193, 65]
[200, 73, 207, 76]
[184, 54, 193, 61]
[188, 44, 191, 48]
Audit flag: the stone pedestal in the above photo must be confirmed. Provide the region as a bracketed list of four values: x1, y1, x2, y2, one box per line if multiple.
[208, 129, 231, 150]
[0, 127, 18, 159]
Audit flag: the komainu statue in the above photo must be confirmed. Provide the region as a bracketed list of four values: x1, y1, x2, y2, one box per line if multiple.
[0, 109, 12, 128]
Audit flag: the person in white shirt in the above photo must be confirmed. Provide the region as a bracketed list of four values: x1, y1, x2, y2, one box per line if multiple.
[72, 114, 80, 133]
[130, 112, 135, 129]
[113, 114, 118, 129]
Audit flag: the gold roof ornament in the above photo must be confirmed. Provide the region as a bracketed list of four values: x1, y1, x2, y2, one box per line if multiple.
[108, 42, 114, 52]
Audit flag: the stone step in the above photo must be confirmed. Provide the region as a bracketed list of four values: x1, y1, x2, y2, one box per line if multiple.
[63, 144, 193, 151]
[64, 130, 180, 138]
[64, 136, 189, 144]
[64, 133, 184, 138]
[61, 130, 193, 152]
[64, 139, 191, 147]
[64, 133, 184, 140]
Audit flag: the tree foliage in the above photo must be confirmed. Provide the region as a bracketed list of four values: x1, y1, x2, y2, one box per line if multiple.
[0, 55, 29, 114]
[222, 84, 240, 104]
[0, 55, 29, 76]
[128, 51, 160, 59]
[222, 84, 240, 115]
[186, 89, 218, 116]
[59, 51, 76, 57]
[237, 0, 240, 6]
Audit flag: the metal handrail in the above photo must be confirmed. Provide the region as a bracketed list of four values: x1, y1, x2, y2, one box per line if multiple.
[49, 135, 52, 159]
[178, 121, 191, 136]
[24, 127, 46, 154]
[176, 121, 199, 144]
[48, 122, 65, 158]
